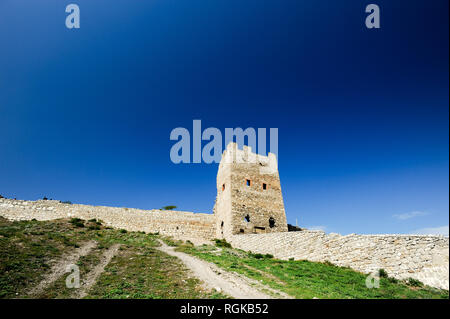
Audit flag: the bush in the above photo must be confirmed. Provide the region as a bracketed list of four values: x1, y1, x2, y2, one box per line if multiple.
[120, 229, 127, 233]
[186, 240, 194, 246]
[161, 205, 177, 211]
[87, 219, 102, 226]
[253, 253, 264, 259]
[214, 239, 232, 248]
[378, 269, 389, 278]
[165, 238, 182, 246]
[248, 252, 274, 259]
[388, 277, 399, 284]
[61, 201, 72, 204]
[69, 218, 84, 228]
[93, 219, 103, 225]
[406, 277, 423, 287]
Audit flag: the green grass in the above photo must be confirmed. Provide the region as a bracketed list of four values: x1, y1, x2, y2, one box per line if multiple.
[87, 245, 225, 299]
[2, 217, 447, 300]
[0, 217, 225, 299]
[175, 243, 449, 299]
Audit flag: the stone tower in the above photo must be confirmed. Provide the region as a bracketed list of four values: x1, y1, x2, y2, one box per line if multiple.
[213, 142, 288, 239]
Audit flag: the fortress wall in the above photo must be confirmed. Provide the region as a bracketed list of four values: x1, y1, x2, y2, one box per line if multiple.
[1, 197, 448, 290]
[228, 231, 449, 290]
[0, 198, 215, 241]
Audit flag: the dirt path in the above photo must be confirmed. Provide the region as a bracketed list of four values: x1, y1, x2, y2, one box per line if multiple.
[73, 244, 121, 299]
[28, 241, 97, 297]
[156, 240, 291, 299]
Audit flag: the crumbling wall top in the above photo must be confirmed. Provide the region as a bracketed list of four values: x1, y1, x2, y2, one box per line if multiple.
[221, 142, 277, 174]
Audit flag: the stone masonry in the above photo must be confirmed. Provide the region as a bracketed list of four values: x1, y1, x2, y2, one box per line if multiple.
[213, 143, 288, 238]
[0, 198, 215, 241]
[0, 143, 448, 290]
[228, 231, 449, 290]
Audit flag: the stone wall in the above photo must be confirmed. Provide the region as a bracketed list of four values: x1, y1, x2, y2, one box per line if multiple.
[213, 152, 233, 238]
[228, 231, 449, 290]
[214, 143, 288, 237]
[1, 197, 448, 290]
[0, 198, 215, 241]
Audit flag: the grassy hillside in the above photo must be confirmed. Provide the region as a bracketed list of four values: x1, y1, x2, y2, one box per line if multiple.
[1, 217, 448, 299]
[0, 217, 224, 299]
[172, 239, 449, 299]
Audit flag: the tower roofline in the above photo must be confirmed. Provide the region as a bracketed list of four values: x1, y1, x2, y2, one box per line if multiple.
[223, 142, 277, 171]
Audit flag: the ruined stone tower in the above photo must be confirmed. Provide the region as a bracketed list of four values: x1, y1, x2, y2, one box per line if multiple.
[213, 142, 288, 239]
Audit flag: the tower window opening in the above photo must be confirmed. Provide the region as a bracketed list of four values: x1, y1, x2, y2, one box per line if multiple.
[246, 179, 251, 186]
[222, 184, 225, 191]
[254, 226, 266, 233]
[262, 183, 267, 190]
[244, 214, 250, 223]
[269, 217, 275, 228]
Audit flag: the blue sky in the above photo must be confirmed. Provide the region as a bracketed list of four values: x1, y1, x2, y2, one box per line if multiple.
[0, 0, 448, 235]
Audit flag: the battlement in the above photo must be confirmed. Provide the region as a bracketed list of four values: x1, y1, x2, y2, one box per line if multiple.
[221, 142, 278, 175]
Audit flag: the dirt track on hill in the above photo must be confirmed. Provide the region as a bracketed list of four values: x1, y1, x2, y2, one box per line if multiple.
[27, 241, 97, 297]
[156, 240, 291, 299]
[73, 244, 121, 298]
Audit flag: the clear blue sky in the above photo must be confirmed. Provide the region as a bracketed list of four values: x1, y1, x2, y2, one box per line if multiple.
[0, 1, 448, 235]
